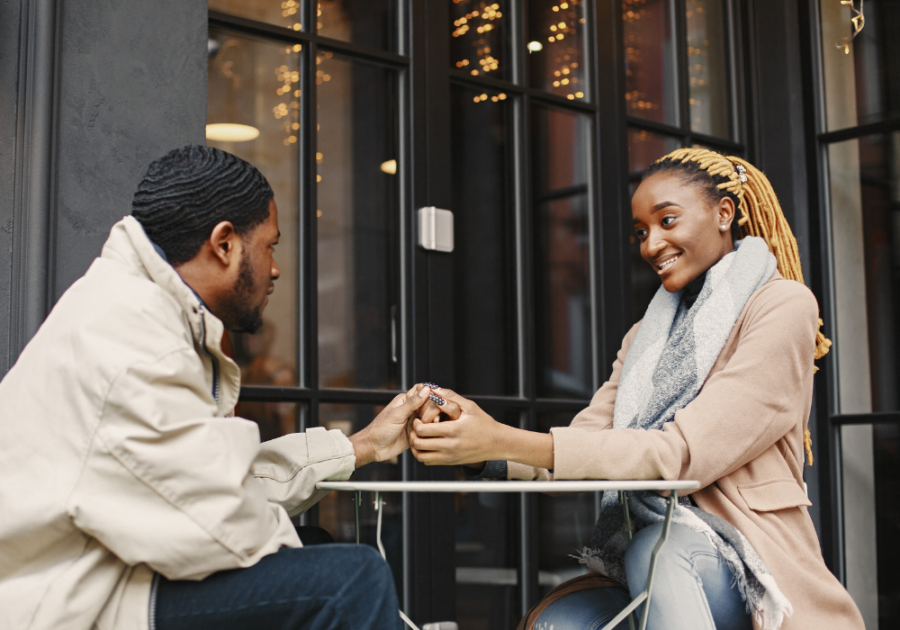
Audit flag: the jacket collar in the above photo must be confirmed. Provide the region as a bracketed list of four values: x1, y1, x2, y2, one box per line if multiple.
[101, 216, 210, 342]
[100, 216, 241, 414]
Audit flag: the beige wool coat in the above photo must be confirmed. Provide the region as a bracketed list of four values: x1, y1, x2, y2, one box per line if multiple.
[505, 272, 864, 629]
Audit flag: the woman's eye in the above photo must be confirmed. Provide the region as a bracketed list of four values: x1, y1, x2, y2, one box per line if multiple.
[634, 228, 647, 239]
[661, 216, 676, 227]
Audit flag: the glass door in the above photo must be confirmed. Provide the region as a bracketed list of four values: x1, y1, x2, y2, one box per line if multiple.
[814, 1, 900, 627]
[205, 0, 746, 627]
[207, 0, 410, 601]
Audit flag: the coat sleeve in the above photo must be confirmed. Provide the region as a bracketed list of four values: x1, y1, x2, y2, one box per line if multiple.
[66, 347, 307, 581]
[252, 428, 356, 516]
[506, 322, 641, 481]
[550, 280, 819, 488]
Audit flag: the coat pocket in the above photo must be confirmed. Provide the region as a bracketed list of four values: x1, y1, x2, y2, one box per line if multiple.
[738, 478, 812, 512]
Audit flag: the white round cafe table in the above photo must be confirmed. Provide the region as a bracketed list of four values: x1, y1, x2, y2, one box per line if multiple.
[316, 479, 700, 630]
[317, 479, 699, 493]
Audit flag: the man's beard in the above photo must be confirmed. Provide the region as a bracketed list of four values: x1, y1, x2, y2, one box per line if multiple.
[220, 254, 265, 334]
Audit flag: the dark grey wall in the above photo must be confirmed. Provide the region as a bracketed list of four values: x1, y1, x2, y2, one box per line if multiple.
[52, 0, 207, 301]
[1, 0, 207, 374]
[0, 0, 22, 373]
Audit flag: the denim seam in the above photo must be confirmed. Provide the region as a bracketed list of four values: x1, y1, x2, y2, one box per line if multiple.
[157, 596, 331, 619]
[686, 556, 718, 630]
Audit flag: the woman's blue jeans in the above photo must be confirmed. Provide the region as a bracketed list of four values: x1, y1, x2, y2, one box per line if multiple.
[535, 523, 752, 630]
[152, 544, 402, 630]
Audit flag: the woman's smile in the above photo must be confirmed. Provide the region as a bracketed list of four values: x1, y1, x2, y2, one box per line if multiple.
[655, 253, 682, 275]
[631, 172, 735, 292]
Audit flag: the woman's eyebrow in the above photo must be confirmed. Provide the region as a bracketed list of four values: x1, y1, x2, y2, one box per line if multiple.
[633, 201, 682, 224]
[651, 201, 680, 213]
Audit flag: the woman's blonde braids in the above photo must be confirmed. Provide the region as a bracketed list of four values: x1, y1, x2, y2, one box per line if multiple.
[655, 148, 831, 465]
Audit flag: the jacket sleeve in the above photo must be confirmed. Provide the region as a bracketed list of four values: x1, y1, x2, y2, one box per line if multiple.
[506, 322, 641, 481]
[549, 280, 819, 488]
[67, 347, 302, 581]
[252, 428, 356, 516]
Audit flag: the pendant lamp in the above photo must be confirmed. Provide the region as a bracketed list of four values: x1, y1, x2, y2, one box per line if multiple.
[207, 37, 260, 143]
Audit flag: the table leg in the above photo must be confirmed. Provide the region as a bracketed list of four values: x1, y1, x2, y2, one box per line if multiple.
[368, 491, 420, 630]
[599, 490, 678, 630]
[619, 491, 637, 630]
[374, 491, 387, 560]
[353, 491, 362, 544]
[620, 491, 635, 541]
[637, 490, 678, 630]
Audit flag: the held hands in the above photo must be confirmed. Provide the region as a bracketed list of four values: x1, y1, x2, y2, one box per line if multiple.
[349, 384, 432, 468]
[407, 388, 505, 467]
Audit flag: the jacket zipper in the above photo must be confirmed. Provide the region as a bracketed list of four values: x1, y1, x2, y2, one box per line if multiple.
[198, 307, 220, 404]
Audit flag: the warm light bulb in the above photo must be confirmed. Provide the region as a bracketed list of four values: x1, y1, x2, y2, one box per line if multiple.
[380, 159, 398, 175]
[205, 124, 260, 142]
[527, 41, 543, 52]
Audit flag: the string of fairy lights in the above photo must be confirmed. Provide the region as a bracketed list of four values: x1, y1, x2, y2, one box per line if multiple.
[451, 0, 586, 102]
[835, 0, 865, 54]
[272, 2, 336, 191]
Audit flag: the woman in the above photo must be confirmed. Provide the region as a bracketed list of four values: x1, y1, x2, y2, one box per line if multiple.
[410, 149, 863, 630]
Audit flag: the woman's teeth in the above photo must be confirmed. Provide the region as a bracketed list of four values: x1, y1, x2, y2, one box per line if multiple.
[657, 255, 680, 271]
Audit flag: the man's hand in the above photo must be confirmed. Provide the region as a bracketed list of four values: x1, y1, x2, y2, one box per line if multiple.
[349, 385, 431, 468]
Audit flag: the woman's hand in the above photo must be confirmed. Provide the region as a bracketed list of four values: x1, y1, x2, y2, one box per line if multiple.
[409, 388, 555, 469]
[349, 384, 431, 468]
[408, 389, 506, 466]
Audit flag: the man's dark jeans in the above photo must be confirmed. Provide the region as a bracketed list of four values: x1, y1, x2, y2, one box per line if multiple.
[153, 544, 402, 630]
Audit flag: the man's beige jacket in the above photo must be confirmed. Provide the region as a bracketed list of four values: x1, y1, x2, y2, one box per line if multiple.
[0, 216, 357, 630]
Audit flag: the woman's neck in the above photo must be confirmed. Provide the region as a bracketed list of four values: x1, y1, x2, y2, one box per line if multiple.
[682, 271, 706, 308]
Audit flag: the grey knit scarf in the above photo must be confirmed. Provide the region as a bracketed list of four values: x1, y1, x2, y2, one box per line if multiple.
[576, 236, 792, 629]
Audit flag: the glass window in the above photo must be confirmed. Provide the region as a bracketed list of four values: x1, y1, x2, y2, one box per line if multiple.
[871, 422, 900, 630]
[527, 0, 588, 100]
[208, 28, 300, 386]
[209, 0, 397, 51]
[316, 403, 403, 591]
[685, 0, 730, 138]
[532, 106, 592, 399]
[449, 85, 517, 396]
[828, 133, 900, 629]
[828, 133, 900, 415]
[316, 53, 399, 390]
[235, 400, 299, 442]
[450, 0, 510, 81]
[537, 412, 594, 595]
[454, 409, 521, 630]
[209, 0, 303, 30]
[820, 0, 900, 131]
[623, 0, 679, 125]
[318, 0, 397, 51]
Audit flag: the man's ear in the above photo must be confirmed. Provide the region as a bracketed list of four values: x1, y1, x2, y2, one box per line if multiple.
[209, 221, 238, 267]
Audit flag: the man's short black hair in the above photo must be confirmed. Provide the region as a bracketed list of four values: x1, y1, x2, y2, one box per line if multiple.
[132, 145, 274, 266]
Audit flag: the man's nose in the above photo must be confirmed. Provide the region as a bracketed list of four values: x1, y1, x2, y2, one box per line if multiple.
[271, 260, 280, 281]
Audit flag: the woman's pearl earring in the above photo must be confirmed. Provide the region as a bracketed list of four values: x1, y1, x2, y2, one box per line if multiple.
[720, 225, 727, 231]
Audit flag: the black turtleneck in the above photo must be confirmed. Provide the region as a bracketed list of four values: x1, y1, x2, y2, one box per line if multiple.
[682, 270, 706, 309]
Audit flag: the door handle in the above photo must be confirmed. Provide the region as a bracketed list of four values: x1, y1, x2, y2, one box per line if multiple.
[417, 206, 454, 253]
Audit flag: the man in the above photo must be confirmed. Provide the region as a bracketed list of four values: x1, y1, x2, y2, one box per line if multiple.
[0, 145, 428, 630]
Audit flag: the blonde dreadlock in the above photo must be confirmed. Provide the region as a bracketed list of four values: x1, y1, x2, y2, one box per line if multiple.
[649, 147, 830, 465]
